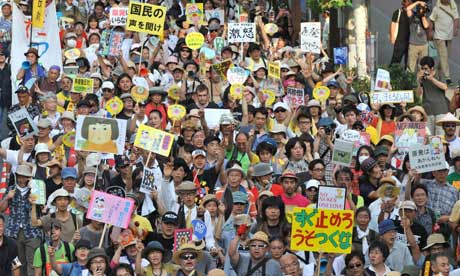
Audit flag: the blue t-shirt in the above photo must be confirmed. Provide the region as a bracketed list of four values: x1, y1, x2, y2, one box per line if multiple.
[61, 262, 88, 276]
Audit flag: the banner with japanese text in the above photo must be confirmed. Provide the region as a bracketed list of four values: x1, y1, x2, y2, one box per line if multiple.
[290, 208, 354, 253]
[126, 2, 166, 35]
[86, 190, 135, 228]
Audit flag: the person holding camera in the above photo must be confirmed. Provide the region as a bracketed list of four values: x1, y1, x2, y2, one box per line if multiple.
[416, 56, 449, 135]
[406, 1, 431, 72]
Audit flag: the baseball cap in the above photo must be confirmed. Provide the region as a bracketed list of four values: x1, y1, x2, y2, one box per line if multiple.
[192, 149, 207, 158]
[162, 212, 179, 225]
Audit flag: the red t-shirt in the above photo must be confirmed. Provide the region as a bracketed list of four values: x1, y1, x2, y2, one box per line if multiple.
[281, 193, 310, 208]
[251, 184, 284, 199]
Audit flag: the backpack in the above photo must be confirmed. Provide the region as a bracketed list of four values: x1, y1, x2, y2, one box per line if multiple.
[51, 212, 78, 230]
[39, 241, 72, 276]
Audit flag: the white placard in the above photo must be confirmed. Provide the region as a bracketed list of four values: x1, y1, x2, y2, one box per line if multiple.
[205, 9, 225, 25]
[110, 7, 128, 26]
[227, 67, 249, 85]
[332, 139, 354, 166]
[409, 144, 446, 174]
[374, 69, 391, 91]
[227, 23, 256, 43]
[8, 108, 38, 137]
[204, 108, 232, 129]
[317, 186, 346, 210]
[300, 22, 321, 54]
[370, 91, 414, 105]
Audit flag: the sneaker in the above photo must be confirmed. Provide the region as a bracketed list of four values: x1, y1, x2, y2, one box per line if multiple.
[446, 79, 452, 86]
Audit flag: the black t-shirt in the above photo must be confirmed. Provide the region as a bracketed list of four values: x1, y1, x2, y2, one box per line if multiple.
[144, 232, 174, 262]
[197, 167, 219, 194]
[394, 219, 428, 250]
[392, 8, 411, 43]
[0, 236, 19, 276]
[45, 177, 62, 199]
[187, 102, 219, 111]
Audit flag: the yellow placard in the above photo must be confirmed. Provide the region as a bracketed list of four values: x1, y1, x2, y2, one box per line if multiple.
[134, 124, 174, 157]
[64, 48, 81, 60]
[230, 84, 244, 100]
[313, 86, 330, 103]
[130, 86, 149, 103]
[167, 104, 186, 121]
[167, 85, 181, 101]
[105, 97, 124, 116]
[261, 89, 276, 107]
[72, 78, 94, 94]
[62, 131, 76, 148]
[185, 32, 205, 50]
[290, 208, 354, 254]
[32, 0, 46, 28]
[211, 59, 233, 81]
[268, 61, 280, 79]
[126, 2, 167, 35]
[264, 23, 279, 35]
[186, 3, 205, 25]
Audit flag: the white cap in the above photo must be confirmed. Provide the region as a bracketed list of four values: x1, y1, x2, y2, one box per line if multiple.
[305, 179, 320, 190]
[273, 101, 290, 112]
[101, 81, 115, 90]
[35, 143, 51, 155]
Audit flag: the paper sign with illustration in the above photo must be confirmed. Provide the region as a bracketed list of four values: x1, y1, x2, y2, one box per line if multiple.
[186, 3, 205, 25]
[409, 144, 446, 174]
[74, 187, 92, 209]
[140, 167, 158, 194]
[30, 179, 46, 205]
[174, 229, 193, 252]
[333, 47, 348, 65]
[371, 91, 414, 104]
[86, 190, 135, 228]
[317, 186, 346, 210]
[211, 59, 232, 81]
[300, 22, 321, 53]
[8, 108, 38, 137]
[395, 122, 426, 149]
[374, 69, 391, 91]
[75, 116, 127, 155]
[110, 7, 128, 26]
[204, 108, 232, 129]
[332, 139, 354, 166]
[134, 124, 174, 156]
[227, 23, 256, 43]
[205, 9, 225, 24]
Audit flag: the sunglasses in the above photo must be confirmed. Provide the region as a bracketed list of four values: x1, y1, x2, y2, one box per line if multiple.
[180, 253, 197, 260]
[444, 123, 457, 128]
[274, 109, 286, 113]
[250, 244, 267, 249]
[348, 263, 362, 269]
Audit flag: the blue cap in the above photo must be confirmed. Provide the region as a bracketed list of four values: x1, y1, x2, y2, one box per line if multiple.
[61, 167, 77, 179]
[232, 191, 248, 204]
[326, 79, 340, 88]
[318, 117, 336, 128]
[378, 219, 396, 235]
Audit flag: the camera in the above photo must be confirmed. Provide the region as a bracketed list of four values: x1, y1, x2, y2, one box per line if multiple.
[416, 3, 430, 17]
[187, 71, 196, 79]
[423, 70, 429, 80]
[324, 126, 331, 135]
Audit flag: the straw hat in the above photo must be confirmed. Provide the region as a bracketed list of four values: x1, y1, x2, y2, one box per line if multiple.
[248, 231, 269, 245]
[172, 242, 203, 264]
[436, 112, 460, 126]
[408, 106, 428, 122]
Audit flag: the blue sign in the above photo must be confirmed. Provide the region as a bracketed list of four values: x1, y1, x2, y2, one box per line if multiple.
[192, 219, 207, 240]
[333, 47, 348, 65]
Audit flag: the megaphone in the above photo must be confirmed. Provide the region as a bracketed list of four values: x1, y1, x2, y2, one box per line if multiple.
[22, 61, 31, 70]
[139, 68, 149, 77]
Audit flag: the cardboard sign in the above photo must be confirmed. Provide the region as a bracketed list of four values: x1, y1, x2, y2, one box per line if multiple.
[75, 116, 127, 155]
[186, 3, 205, 25]
[8, 108, 38, 137]
[409, 144, 446, 174]
[205, 9, 225, 24]
[174, 229, 193, 252]
[32, 0, 46, 28]
[30, 179, 46, 205]
[192, 219, 207, 240]
[211, 59, 232, 81]
[86, 190, 135, 228]
[374, 69, 391, 91]
[286, 87, 305, 109]
[317, 186, 347, 210]
[227, 67, 249, 85]
[134, 124, 174, 156]
[126, 2, 166, 35]
[268, 61, 281, 79]
[110, 7, 128, 26]
[395, 122, 426, 149]
[333, 47, 348, 65]
[108, 31, 124, 57]
[290, 208, 354, 253]
[72, 78, 94, 94]
[371, 91, 414, 104]
[185, 32, 205, 50]
[227, 23, 256, 43]
[332, 139, 354, 166]
[204, 108, 232, 129]
[300, 22, 321, 54]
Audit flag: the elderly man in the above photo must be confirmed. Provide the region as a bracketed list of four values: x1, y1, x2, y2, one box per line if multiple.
[280, 254, 301, 276]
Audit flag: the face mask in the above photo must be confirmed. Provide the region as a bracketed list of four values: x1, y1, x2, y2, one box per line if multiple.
[358, 155, 369, 164]
[67, 39, 76, 48]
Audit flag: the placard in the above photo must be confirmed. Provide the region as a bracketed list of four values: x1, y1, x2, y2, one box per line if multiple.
[72, 78, 94, 94]
[108, 31, 124, 57]
[99, 29, 111, 56]
[32, 0, 46, 28]
[105, 186, 126, 198]
[205, 9, 225, 24]
[300, 22, 321, 54]
[110, 7, 128, 26]
[192, 219, 207, 240]
[395, 122, 426, 149]
[204, 108, 232, 129]
[86, 190, 135, 228]
[75, 116, 127, 155]
[213, 37, 225, 52]
[211, 59, 232, 81]
[126, 2, 166, 35]
[186, 3, 205, 25]
[409, 144, 446, 174]
[140, 167, 157, 193]
[268, 61, 281, 79]
[174, 229, 193, 252]
[370, 91, 414, 105]
[332, 139, 354, 166]
[312, 86, 330, 103]
[134, 124, 174, 156]
[286, 87, 305, 109]
[227, 23, 256, 43]
[105, 97, 124, 116]
[185, 32, 205, 50]
[290, 208, 354, 253]
[168, 104, 186, 121]
[30, 179, 46, 205]
[261, 90, 276, 107]
[227, 67, 249, 85]
[8, 108, 38, 137]
[317, 186, 346, 210]
[374, 69, 391, 91]
[333, 47, 348, 65]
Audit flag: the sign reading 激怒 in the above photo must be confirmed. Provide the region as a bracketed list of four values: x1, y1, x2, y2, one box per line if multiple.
[86, 190, 135, 228]
[290, 208, 354, 253]
[126, 2, 166, 35]
[370, 90, 414, 104]
[300, 22, 321, 54]
[409, 144, 446, 174]
[317, 186, 347, 210]
[227, 23, 256, 43]
[110, 7, 128, 26]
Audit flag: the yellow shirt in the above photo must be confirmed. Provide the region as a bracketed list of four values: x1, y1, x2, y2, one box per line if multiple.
[56, 91, 71, 113]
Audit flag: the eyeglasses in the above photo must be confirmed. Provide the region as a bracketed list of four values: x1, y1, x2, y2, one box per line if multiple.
[443, 123, 457, 128]
[348, 263, 362, 269]
[180, 253, 197, 260]
[250, 244, 267, 248]
[298, 120, 311, 124]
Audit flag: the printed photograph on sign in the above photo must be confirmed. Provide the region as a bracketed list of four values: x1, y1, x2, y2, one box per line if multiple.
[333, 47, 348, 65]
[8, 108, 38, 137]
[332, 139, 354, 166]
[300, 22, 321, 53]
[75, 116, 127, 155]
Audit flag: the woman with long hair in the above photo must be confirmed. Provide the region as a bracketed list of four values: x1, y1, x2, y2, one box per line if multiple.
[251, 196, 289, 239]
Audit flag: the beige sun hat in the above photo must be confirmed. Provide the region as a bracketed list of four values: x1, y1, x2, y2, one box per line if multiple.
[436, 112, 460, 126]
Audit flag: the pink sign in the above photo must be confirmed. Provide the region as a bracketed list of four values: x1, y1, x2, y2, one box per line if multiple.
[86, 190, 135, 228]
